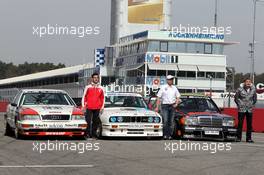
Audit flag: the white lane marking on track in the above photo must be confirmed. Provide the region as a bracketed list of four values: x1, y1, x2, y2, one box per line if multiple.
[0, 165, 94, 168]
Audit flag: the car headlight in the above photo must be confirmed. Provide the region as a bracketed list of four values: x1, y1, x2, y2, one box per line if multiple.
[223, 119, 235, 127]
[185, 117, 198, 125]
[72, 115, 85, 120]
[117, 116, 123, 122]
[109, 116, 117, 123]
[154, 117, 161, 123]
[21, 115, 40, 121]
[148, 117, 154, 123]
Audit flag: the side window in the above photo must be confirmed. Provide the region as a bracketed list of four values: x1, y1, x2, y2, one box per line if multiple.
[206, 99, 219, 112]
[12, 92, 22, 105]
[204, 43, 212, 54]
[160, 41, 168, 52]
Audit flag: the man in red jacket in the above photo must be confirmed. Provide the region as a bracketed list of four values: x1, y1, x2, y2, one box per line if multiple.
[82, 72, 105, 139]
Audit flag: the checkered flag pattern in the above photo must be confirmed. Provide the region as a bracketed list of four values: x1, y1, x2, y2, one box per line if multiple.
[95, 49, 105, 67]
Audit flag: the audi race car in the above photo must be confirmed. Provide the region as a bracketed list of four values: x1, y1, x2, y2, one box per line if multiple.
[4, 89, 87, 139]
[97, 92, 163, 138]
[148, 94, 237, 141]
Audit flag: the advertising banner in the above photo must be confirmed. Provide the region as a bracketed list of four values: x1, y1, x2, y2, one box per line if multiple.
[128, 0, 164, 24]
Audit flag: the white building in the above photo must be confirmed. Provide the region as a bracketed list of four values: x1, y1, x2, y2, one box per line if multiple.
[92, 30, 237, 95]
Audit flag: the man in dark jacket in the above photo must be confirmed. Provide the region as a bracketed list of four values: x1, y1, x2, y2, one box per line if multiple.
[234, 78, 257, 143]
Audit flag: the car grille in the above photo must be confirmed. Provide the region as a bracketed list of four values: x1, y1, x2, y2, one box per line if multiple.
[127, 129, 144, 134]
[121, 116, 158, 123]
[42, 115, 70, 120]
[198, 116, 222, 127]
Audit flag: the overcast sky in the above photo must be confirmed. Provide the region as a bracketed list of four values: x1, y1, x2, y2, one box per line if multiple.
[0, 0, 263, 73]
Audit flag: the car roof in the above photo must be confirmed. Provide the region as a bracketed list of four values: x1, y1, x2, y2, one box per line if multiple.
[150, 93, 209, 98]
[180, 93, 209, 98]
[20, 89, 67, 93]
[106, 92, 142, 97]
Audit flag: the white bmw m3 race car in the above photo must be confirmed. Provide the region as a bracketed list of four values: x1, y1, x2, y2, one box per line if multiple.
[97, 92, 163, 138]
[4, 89, 87, 139]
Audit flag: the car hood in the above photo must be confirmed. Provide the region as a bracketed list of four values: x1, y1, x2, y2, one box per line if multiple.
[21, 105, 75, 115]
[103, 107, 157, 116]
[187, 112, 234, 119]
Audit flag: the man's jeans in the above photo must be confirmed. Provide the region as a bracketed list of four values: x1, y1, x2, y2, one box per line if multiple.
[161, 104, 176, 138]
[237, 112, 253, 140]
[85, 109, 100, 137]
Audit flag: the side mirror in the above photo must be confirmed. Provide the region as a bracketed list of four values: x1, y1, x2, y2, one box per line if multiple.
[11, 103, 17, 107]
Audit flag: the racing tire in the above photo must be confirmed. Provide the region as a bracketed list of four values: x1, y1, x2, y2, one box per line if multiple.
[95, 121, 103, 139]
[174, 121, 183, 140]
[4, 118, 13, 136]
[14, 122, 24, 140]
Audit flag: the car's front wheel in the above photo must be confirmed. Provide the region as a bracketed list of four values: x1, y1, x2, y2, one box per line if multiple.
[14, 122, 24, 140]
[174, 121, 183, 139]
[4, 117, 13, 136]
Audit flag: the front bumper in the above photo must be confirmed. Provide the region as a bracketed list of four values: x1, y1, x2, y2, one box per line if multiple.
[17, 120, 87, 136]
[102, 123, 163, 137]
[184, 126, 237, 140]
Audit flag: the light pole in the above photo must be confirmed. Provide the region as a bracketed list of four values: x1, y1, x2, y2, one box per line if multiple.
[214, 0, 218, 27]
[208, 75, 213, 97]
[250, 0, 264, 84]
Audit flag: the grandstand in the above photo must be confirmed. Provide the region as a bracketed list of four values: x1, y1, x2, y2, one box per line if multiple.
[0, 64, 94, 101]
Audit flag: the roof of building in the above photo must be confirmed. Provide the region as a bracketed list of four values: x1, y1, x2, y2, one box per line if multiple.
[20, 89, 68, 93]
[118, 30, 239, 46]
[0, 64, 93, 86]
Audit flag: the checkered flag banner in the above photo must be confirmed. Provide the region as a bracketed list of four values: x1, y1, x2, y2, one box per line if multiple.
[95, 48, 105, 67]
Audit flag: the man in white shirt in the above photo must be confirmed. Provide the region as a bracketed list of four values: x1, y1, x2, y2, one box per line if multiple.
[155, 75, 181, 140]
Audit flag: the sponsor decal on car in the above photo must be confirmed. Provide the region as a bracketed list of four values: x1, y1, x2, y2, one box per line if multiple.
[65, 124, 78, 127]
[42, 106, 63, 110]
[34, 124, 48, 127]
[48, 123, 64, 128]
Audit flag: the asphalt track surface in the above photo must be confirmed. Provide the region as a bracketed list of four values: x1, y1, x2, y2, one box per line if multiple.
[0, 113, 264, 175]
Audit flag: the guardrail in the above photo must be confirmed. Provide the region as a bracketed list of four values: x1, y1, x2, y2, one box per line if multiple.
[0, 101, 263, 133]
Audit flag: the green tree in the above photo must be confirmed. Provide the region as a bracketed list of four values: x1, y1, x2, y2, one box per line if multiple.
[0, 61, 65, 80]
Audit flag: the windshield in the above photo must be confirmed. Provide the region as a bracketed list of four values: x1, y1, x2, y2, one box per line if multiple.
[105, 95, 147, 108]
[177, 98, 219, 113]
[20, 92, 75, 106]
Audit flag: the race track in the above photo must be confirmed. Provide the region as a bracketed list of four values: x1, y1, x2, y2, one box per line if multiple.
[0, 114, 264, 175]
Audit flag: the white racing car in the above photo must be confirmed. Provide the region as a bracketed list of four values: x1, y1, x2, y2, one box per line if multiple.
[4, 89, 87, 139]
[97, 92, 163, 138]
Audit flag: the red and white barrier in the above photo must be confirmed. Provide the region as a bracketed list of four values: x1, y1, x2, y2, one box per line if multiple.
[0, 101, 9, 113]
[223, 108, 264, 133]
